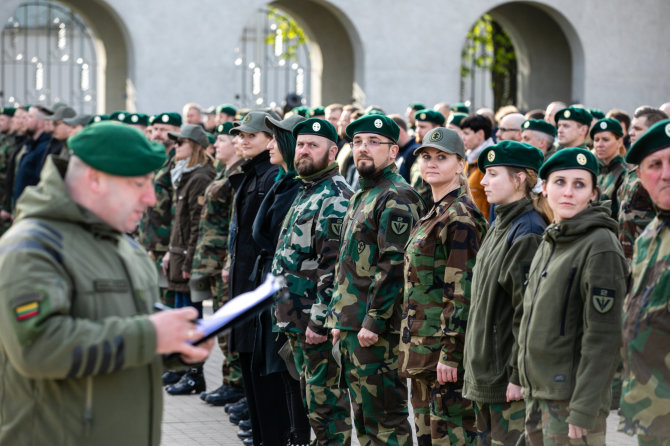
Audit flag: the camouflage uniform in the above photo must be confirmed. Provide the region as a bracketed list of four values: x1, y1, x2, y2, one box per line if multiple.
[617, 167, 655, 261]
[619, 209, 670, 442]
[410, 161, 433, 209]
[597, 155, 627, 221]
[325, 163, 425, 446]
[399, 187, 487, 446]
[191, 160, 244, 388]
[0, 134, 16, 235]
[525, 399, 606, 446]
[271, 163, 353, 445]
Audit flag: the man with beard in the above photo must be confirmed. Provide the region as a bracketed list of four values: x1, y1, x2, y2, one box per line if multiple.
[41, 105, 77, 164]
[272, 118, 353, 445]
[325, 114, 425, 446]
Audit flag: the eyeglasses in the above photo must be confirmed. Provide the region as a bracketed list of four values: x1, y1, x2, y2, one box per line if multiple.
[352, 140, 395, 149]
[498, 128, 520, 132]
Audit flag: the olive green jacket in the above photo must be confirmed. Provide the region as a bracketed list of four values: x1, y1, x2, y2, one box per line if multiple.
[0, 158, 165, 445]
[518, 203, 628, 430]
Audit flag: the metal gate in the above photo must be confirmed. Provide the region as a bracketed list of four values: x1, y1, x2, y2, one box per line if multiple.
[1, 0, 97, 113]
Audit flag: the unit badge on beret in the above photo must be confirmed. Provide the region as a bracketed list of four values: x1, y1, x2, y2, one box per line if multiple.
[312, 122, 321, 131]
[600, 122, 607, 129]
[576, 154, 587, 165]
[217, 124, 224, 132]
[488, 151, 495, 162]
[374, 119, 383, 128]
[118, 113, 125, 121]
[429, 131, 442, 142]
[131, 115, 139, 123]
[665, 123, 670, 137]
[94, 116, 102, 122]
[524, 121, 530, 129]
[564, 110, 571, 118]
[162, 114, 169, 123]
[420, 113, 426, 120]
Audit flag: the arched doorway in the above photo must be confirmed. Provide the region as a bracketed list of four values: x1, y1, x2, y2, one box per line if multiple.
[461, 1, 585, 111]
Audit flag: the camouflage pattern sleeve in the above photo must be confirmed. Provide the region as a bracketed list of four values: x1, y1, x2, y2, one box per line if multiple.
[597, 156, 627, 221]
[182, 173, 214, 274]
[618, 168, 656, 261]
[141, 155, 174, 253]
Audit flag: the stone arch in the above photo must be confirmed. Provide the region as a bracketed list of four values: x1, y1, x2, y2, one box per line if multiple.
[268, 0, 363, 106]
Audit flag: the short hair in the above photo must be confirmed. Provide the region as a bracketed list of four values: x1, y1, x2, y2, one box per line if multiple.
[325, 103, 343, 114]
[633, 106, 668, 126]
[460, 114, 492, 140]
[495, 105, 519, 124]
[343, 104, 360, 113]
[525, 109, 545, 120]
[606, 109, 631, 131]
[182, 102, 202, 116]
[531, 130, 555, 148]
[388, 114, 408, 132]
[350, 110, 364, 121]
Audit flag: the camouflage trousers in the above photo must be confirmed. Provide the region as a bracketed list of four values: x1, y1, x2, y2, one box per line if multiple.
[473, 400, 525, 446]
[212, 276, 243, 388]
[287, 333, 352, 445]
[339, 330, 412, 446]
[525, 399, 606, 446]
[636, 435, 670, 446]
[410, 374, 477, 446]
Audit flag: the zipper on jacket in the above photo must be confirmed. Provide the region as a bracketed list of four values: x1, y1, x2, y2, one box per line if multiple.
[84, 376, 93, 436]
[560, 268, 577, 336]
[492, 324, 501, 373]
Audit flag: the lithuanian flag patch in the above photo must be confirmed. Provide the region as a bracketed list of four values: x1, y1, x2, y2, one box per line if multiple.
[12, 293, 43, 321]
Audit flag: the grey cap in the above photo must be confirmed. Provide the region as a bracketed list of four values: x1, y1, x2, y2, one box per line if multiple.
[167, 124, 209, 148]
[189, 273, 213, 303]
[64, 114, 93, 127]
[46, 105, 76, 121]
[265, 114, 305, 133]
[230, 111, 272, 135]
[414, 127, 465, 158]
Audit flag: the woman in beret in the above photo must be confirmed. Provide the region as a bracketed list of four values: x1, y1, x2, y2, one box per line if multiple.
[161, 124, 216, 395]
[517, 148, 628, 445]
[463, 141, 549, 445]
[591, 118, 628, 220]
[399, 127, 488, 446]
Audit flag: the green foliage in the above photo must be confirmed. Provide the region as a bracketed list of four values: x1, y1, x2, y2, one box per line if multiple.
[265, 7, 308, 63]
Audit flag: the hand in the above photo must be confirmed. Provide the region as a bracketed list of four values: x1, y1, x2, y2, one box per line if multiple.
[357, 327, 378, 347]
[0, 210, 11, 221]
[437, 363, 458, 385]
[305, 327, 328, 345]
[182, 271, 191, 280]
[221, 268, 229, 283]
[568, 424, 588, 440]
[161, 252, 170, 276]
[331, 328, 340, 345]
[149, 307, 210, 361]
[506, 383, 523, 402]
[181, 336, 215, 364]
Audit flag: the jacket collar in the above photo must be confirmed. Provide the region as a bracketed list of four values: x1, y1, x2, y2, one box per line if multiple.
[298, 162, 339, 187]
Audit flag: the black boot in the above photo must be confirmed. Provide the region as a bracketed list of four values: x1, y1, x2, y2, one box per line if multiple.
[200, 384, 223, 402]
[165, 367, 206, 395]
[206, 385, 245, 406]
[162, 369, 186, 386]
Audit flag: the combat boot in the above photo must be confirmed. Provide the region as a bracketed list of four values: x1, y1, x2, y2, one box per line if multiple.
[206, 385, 244, 406]
[165, 367, 206, 395]
[225, 397, 247, 414]
[162, 369, 185, 386]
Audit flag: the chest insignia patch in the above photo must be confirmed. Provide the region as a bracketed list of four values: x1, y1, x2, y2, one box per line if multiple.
[357, 241, 365, 254]
[327, 217, 343, 240]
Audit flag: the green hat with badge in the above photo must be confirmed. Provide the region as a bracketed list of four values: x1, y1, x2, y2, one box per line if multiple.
[589, 118, 623, 139]
[478, 141, 544, 173]
[625, 119, 670, 165]
[292, 118, 338, 143]
[555, 107, 592, 126]
[414, 109, 446, 126]
[68, 121, 166, 176]
[230, 111, 272, 135]
[291, 106, 310, 117]
[206, 132, 216, 145]
[414, 127, 465, 158]
[0, 107, 17, 117]
[522, 119, 556, 137]
[451, 102, 470, 114]
[447, 112, 468, 128]
[216, 104, 236, 117]
[309, 106, 325, 117]
[109, 110, 130, 122]
[149, 112, 182, 127]
[124, 113, 149, 127]
[168, 124, 210, 148]
[89, 114, 110, 125]
[539, 147, 598, 179]
[346, 114, 400, 143]
[215, 122, 234, 135]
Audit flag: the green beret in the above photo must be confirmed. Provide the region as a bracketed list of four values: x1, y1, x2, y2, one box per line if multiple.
[89, 114, 110, 125]
[414, 127, 465, 158]
[67, 121, 166, 176]
[291, 106, 310, 117]
[625, 119, 670, 165]
[22, 105, 32, 111]
[230, 111, 272, 135]
[309, 106, 325, 117]
[123, 113, 149, 126]
[216, 104, 236, 117]
[414, 109, 446, 126]
[451, 102, 470, 114]
[206, 132, 216, 145]
[109, 110, 130, 122]
[447, 112, 468, 128]
[0, 107, 16, 117]
[589, 109, 605, 120]
[539, 147, 598, 179]
[522, 119, 556, 137]
[292, 118, 338, 143]
[589, 118, 623, 139]
[365, 108, 385, 116]
[408, 102, 425, 112]
[555, 107, 592, 126]
[346, 114, 400, 144]
[215, 122, 234, 135]
[168, 124, 209, 148]
[149, 112, 182, 127]
[478, 141, 544, 173]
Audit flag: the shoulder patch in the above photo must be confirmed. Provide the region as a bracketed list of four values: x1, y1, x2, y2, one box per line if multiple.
[12, 292, 44, 321]
[327, 217, 343, 240]
[592, 287, 615, 314]
[386, 211, 412, 244]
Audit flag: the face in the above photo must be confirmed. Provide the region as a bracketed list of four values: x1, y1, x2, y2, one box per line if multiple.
[204, 114, 217, 131]
[0, 115, 10, 133]
[338, 110, 352, 137]
[24, 108, 41, 134]
[461, 127, 484, 151]
[447, 124, 464, 140]
[151, 124, 179, 148]
[481, 166, 526, 205]
[237, 131, 271, 159]
[544, 103, 563, 126]
[51, 121, 71, 141]
[638, 146, 670, 210]
[415, 121, 438, 142]
[496, 116, 522, 141]
[593, 131, 621, 164]
[557, 120, 586, 147]
[97, 172, 156, 233]
[174, 139, 194, 160]
[69, 124, 84, 136]
[295, 134, 336, 177]
[11, 109, 27, 134]
[629, 116, 649, 144]
[43, 119, 54, 134]
[214, 134, 235, 163]
[405, 107, 416, 127]
[522, 130, 548, 153]
[267, 136, 285, 167]
[216, 113, 234, 124]
[419, 147, 464, 190]
[543, 169, 597, 222]
[352, 132, 398, 178]
[185, 107, 201, 125]
[326, 109, 342, 128]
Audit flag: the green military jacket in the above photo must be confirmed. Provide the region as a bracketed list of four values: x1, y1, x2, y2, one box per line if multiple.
[272, 163, 353, 335]
[325, 164, 425, 335]
[620, 209, 670, 437]
[0, 158, 165, 445]
[518, 203, 628, 430]
[463, 198, 545, 402]
[617, 167, 655, 261]
[399, 187, 486, 377]
[597, 155, 627, 221]
[140, 148, 175, 256]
